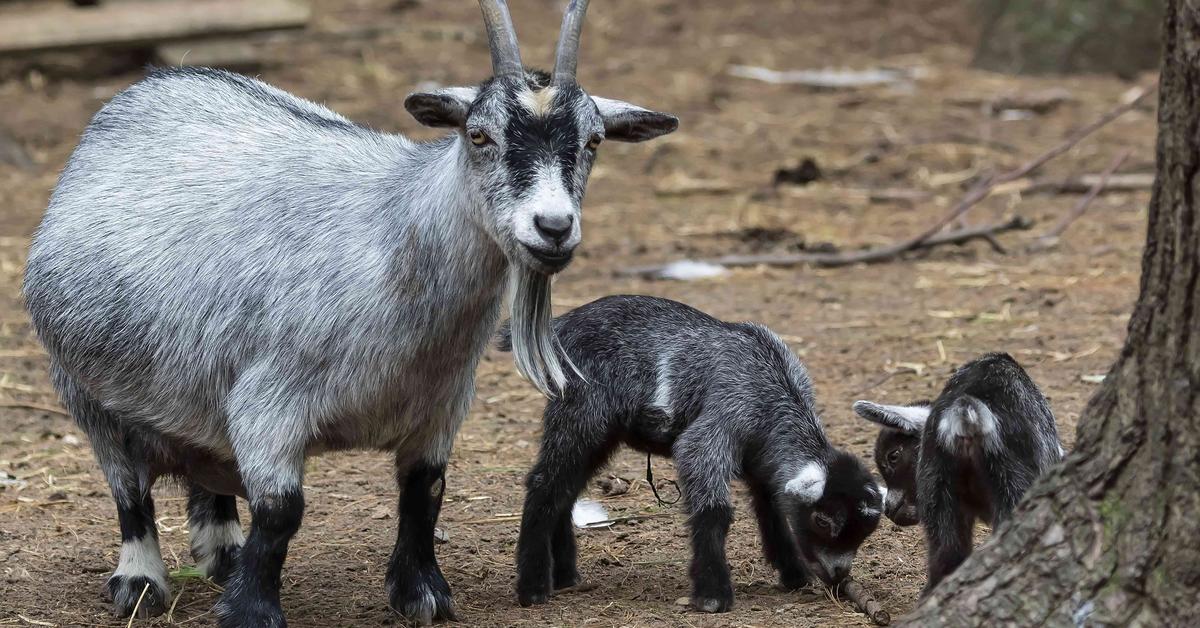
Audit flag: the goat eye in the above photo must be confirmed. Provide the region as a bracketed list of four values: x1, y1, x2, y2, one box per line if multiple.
[887, 449, 901, 465]
[586, 133, 602, 150]
[468, 129, 491, 146]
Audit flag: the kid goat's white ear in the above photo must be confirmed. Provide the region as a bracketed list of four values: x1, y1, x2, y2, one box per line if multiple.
[853, 400, 930, 433]
[784, 461, 827, 504]
[591, 96, 678, 142]
[404, 86, 479, 128]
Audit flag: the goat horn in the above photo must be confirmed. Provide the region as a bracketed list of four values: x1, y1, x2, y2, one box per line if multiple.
[551, 0, 590, 85]
[478, 0, 523, 77]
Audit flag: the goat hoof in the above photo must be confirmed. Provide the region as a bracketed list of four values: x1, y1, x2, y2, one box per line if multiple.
[106, 574, 169, 618]
[552, 570, 581, 590]
[778, 570, 810, 592]
[199, 544, 241, 586]
[517, 589, 550, 607]
[388, 570, 457, 624]
[214, 590, 286, 628]
[690, 595, 734, 613]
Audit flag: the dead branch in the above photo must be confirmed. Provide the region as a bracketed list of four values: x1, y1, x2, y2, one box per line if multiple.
[993, 172, 1154, 196]
[619, 216, 1033, 277]
[1030, 149, 1134, 251]
[837, 577, 891, 626]
[0, 401, 71, 416]
[620, 83, 1153, 276]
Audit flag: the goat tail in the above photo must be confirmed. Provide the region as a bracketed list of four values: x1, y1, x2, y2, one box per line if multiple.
[507, 266, 585, 397]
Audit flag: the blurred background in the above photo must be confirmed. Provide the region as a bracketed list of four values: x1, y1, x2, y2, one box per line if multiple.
[0, 1, 1161, 626]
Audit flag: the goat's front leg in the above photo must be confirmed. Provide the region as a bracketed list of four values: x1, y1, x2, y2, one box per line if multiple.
[747, 479, 810, 591]
[386, 458, 456, 625]
[675, 426, 737, 613]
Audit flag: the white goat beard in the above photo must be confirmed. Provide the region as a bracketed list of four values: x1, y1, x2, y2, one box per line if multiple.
[508, 265, 582, 397]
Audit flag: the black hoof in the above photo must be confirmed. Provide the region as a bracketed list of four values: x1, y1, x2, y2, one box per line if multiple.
[106, 574, 169, 618]
[200, 544, 241, 586]
[691, 595, 734, 613]
[214, 588, 286, 628]
[778, 568, 810, 592]
[388, 569, 457, 625]
[552, 569, 581, 590]
[517, 588, 550, 607]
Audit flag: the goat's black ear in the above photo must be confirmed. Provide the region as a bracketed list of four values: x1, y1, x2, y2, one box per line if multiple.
[404, 87, 478, 128]
[592, 96, 678, 142]
[853, 400, 930, 433]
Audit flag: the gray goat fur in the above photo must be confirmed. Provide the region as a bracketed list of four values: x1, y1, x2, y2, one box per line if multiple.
[498, 295, 883, 612]
[22, 1, 677, 622]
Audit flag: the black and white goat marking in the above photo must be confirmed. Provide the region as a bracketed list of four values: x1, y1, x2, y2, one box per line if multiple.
[500, 295, 883, 613]
[854, 352, 1064, 596]
[22, 1, 675, 625]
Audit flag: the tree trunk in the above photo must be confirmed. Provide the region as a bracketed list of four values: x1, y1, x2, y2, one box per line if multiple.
[900, 2, 1200, 625]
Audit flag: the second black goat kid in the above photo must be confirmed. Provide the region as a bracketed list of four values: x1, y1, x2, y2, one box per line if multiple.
[853, 352, 1064, 596]
[498, 295, 883, 613]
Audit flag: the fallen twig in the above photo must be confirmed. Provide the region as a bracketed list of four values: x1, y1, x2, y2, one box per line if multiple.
[619, 216, 1033, 277]
[836, 577, 891, 626]
[0, 401, 71, 417]
[992, 172, 1154, 196]
[620, 84, 1153, 276]
[551, 581, 599, 596]
[1029, 149, 1134, 250]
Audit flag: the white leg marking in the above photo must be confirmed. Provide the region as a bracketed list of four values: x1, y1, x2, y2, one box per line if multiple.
[190, 519, 245, 576]
[113, 535, 169, 592]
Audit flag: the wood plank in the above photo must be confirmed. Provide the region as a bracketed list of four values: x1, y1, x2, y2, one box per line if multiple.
[0, 0, 310, 54]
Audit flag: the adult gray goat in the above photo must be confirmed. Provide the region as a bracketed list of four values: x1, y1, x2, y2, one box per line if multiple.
[22, 1, 676, 625]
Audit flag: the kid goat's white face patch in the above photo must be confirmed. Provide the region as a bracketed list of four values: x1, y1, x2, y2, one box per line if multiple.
[785, 461, 827, 503]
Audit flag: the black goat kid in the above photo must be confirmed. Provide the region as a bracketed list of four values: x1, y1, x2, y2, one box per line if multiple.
[499, 295, 882, 613]
[854, 352, 1064, 595]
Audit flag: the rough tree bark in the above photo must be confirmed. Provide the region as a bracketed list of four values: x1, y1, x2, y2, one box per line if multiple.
[900, 2, 1200, 625]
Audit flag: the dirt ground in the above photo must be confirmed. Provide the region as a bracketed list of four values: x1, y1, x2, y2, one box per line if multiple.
[0, 1, 1158, 626]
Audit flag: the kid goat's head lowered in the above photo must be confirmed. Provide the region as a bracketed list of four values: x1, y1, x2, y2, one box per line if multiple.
[405, 0, 678, 394]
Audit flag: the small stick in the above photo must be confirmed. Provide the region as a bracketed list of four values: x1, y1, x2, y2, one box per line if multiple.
[0, 401, 71, 417]
[126, 582, 151, 628]
[620, 216, 1033, 276]
[1030, 149, 1134, 249]
[619, 84, 1154, 276]
[837, 577, 891, 626]
[551, 581, 599, 596]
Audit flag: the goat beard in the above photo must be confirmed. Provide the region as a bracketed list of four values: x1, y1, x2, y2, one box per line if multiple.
[508, 265, 582, 397]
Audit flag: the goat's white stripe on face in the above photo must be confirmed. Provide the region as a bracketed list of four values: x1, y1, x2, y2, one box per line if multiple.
[113, 535, 169, 590]
[517, 86, 558, 117]
[512, 165, 579, 250]
[785, 461, 826, 503]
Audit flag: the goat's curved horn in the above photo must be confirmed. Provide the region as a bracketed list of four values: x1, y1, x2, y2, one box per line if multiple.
[551, 0, 590, 85]
[478, 0, 523, 76]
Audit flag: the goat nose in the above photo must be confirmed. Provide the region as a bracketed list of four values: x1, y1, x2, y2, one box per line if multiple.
[534, 214, 573, 242]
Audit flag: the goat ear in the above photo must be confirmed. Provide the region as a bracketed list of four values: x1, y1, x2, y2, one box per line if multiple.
[592, 96, 678, 142]
[853, 400, 930, 433]
[404, 87, 478, 128]
[784, 461, 827, 504]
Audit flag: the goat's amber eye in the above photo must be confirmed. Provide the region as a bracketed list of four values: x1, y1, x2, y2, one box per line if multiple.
[468, 129, 491, 146]
[587, 133, 602, 150]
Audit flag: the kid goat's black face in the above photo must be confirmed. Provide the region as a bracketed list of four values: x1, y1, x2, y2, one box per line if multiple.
[786, 450, 884, 585]
[853, 400, 930, 526]
[401, 0, 677, 275]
